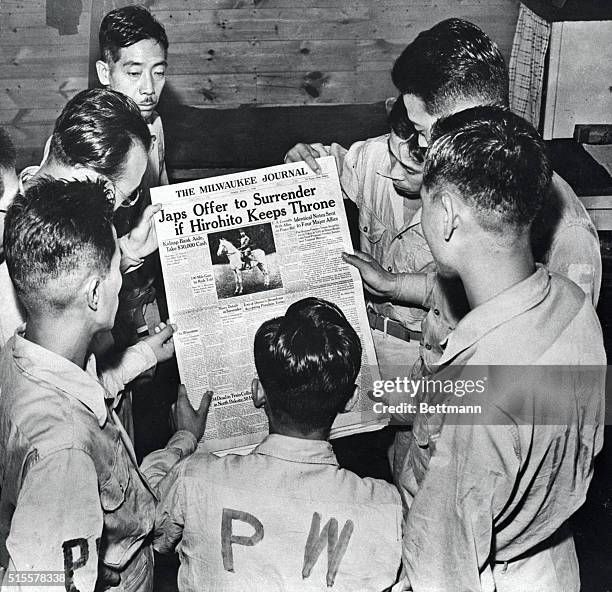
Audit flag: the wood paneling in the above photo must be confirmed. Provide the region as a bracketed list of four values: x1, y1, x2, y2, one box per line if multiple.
[2, 0, 520, 168]
[127, 1, 518, 110]
[1, 0, 92, 167]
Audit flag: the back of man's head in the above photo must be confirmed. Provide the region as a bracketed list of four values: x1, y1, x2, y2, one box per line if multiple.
[48, 88, 151, 186]
[100, 5, 168, 64]
[392, 18, 508, 117]
[424, 106, 552, 235]
[4, 178, 115, 316]
[254, 297, 362, 434]
[0, 127, 16, 198]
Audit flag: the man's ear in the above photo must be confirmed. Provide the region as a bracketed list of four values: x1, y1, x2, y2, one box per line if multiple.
[384, 96, 396, 116]
[251, 377, 267, 409]
[341, 385, 360, 414]
[440, 191, 460, 242]
[86, 276, 101, 312]
[96, 60, 110, 86]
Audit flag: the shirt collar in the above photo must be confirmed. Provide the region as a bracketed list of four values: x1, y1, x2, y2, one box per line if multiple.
[9, 331, 109, 426]
[147, 111, 160, 130]
[253, 433, 339, 466]
[400, 205, 422, 231]
[438, 265, 551, 366]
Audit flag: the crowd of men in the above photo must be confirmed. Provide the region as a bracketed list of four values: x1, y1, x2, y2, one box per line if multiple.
[0, 6, 605, 592]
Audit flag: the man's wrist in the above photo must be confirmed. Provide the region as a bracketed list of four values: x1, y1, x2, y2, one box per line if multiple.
[118, 235, 144, 272]
[392, 272, 427, 306]
[167, 430, 198, 457]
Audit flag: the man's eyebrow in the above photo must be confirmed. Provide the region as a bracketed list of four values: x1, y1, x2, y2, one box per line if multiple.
[122, 59, 168, 68]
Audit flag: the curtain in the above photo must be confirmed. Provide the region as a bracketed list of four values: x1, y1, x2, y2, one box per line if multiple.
[509, 3, 551, 129]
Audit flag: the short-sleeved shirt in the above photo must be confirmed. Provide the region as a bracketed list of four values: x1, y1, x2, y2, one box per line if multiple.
[154, 434, 403, 592]
[332, 136, 434, 331]
[398, 267, 606, 591]
[414, 172, 602, 377]
[0, 332, 195, 591]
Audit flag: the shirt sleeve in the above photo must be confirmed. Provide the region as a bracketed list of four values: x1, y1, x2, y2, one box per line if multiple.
[139, 430, 197, 490]
[546, 224, 602, 307]
[118, 235, 145, 274]
[152, 460, 188, 555]
[403, 421, 519, 592]
[420, 272, 439, 311]
[334, 141, 366, 204]
[5, 449, 102, 592]
[97, 341, 157, 399]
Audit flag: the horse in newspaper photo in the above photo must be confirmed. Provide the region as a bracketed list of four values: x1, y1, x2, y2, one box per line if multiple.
[217, 237, 270, 295]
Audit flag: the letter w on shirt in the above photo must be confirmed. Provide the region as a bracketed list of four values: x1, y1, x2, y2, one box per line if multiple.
[303, 512, 354, 587]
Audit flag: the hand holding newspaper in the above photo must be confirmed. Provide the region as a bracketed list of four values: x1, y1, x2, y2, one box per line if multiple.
[151, 157, 382, 454]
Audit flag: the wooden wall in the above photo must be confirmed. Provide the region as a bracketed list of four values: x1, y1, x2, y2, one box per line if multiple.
[1, 0, 519, 169]
[1, 0, 92, 168]
[156, 0, 520, 107]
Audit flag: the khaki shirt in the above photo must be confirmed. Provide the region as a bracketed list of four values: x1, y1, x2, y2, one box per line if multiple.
[399, 267, 606, 591]
[327, 136, 434, 331]
[408, 172, 602, 377]
[154, 434, 403, 592]
[0, 333, 196, 591]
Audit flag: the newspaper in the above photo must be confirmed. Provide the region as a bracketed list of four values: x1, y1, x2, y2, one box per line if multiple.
[151, 157, 382, 454]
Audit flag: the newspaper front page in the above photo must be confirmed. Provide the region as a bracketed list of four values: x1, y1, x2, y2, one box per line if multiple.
[151, 157, 382, 453]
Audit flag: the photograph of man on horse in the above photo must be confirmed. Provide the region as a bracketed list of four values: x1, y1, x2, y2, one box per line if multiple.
[212, 223, 280, 297]
[239, 230, 254, 270]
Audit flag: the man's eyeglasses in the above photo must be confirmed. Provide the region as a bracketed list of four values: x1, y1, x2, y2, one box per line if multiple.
[395, 133, 426, 166]
[115, 186, 144, 209]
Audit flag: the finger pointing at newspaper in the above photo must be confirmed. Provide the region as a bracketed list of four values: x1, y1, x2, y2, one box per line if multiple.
[342, 251, 397, 299]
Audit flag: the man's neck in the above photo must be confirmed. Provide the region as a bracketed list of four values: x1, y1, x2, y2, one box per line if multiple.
[268, 420, 329, 442]
[25, 315, 93, 370]
[458, 239, 536, 309]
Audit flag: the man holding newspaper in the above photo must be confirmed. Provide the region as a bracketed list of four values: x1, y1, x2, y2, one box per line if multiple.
[0, 9, 604, 592]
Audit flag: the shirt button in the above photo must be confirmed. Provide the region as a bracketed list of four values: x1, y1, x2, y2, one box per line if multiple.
[397, 234, 403, 240]
[434, 308, 440, 315]
[363, 226, 368, 232]
[387, 266, 392, 272]
[425, 343, 432, 350]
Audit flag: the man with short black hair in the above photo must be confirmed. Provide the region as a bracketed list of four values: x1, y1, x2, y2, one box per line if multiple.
[346, 107, 606, 591]
[34, 88, 151, 210]
[0, 178, 210, 592]
[291, 19, 601, 381]
[378, 18, 601, 379]
[0, 88, 162, 347]
[392, 17, 508, 146]
[97, 5, 171, 346]
[24, 88, 157, 269]
[154, 297, 403, 591]
[285, 99, 430, 379]
[97, 5, 169, 188]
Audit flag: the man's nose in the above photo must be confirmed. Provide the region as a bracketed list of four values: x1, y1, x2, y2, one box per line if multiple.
[140, 72, 154, 95]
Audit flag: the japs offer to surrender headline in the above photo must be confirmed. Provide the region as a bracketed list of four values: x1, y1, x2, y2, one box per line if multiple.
[151, 157, 383, 455]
